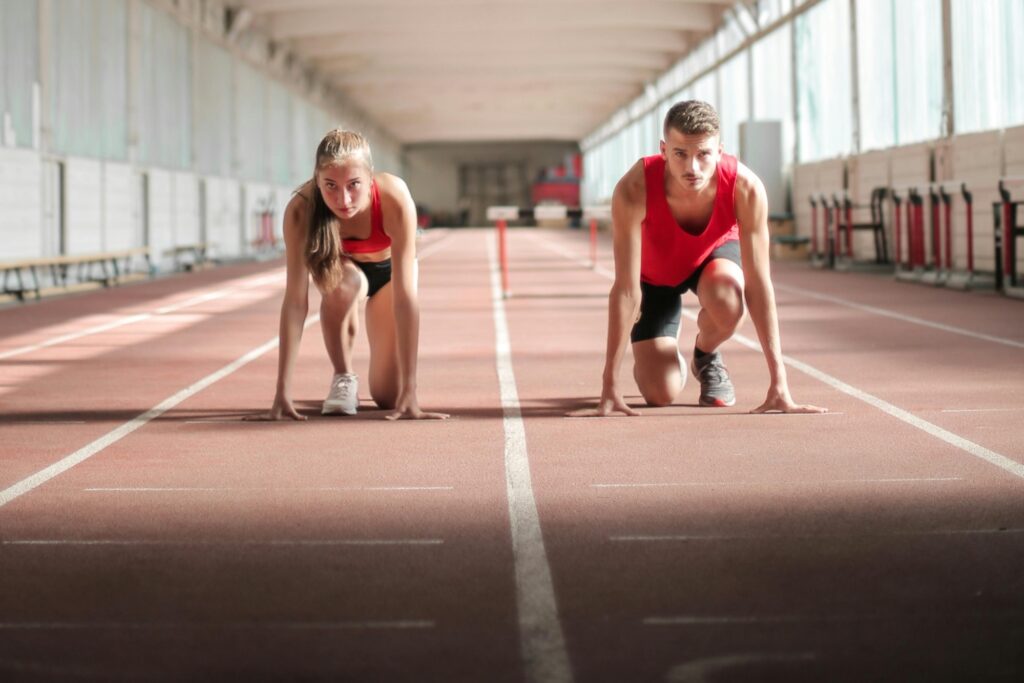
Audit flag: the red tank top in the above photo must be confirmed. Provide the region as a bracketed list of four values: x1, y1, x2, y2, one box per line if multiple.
[341, 180, 392, 254]
[640, 153, 740, 287]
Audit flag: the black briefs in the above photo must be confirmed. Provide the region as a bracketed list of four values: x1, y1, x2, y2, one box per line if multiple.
[352, 258, 392, 298]
[630, 240, 742, 343]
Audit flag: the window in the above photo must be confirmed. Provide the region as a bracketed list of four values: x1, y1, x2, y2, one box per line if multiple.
[795, 0, 852, 161]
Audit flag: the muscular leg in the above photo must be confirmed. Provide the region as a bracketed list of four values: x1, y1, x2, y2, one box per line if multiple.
[319, 259, 368, 375]
[364, 282, 400, 409]
[632, 335, 686, 407]
[693, 259, 745, 353]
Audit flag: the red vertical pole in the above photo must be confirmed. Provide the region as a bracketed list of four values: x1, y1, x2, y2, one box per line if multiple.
[811, 201, 819, 257]
[589, 218, 598, 268]
[893, 199, 902, 266]
[844, 202, 853, 257]
[906, 200, 914, 267]
[832, 203, 841, 262]
[498, 218, 510, 298]
[920, 203, 928, 268]
[965, 197, 974, 274]
[931, 192, 941, 269]
[1005, 202, 1014, 285]
[944, 198, 952, 271]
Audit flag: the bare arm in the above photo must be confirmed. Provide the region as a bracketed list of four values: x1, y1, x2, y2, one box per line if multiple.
[569, 164, 645, 417]
[735, 165, 825, 414]
[380, 175, 448, 421]
[250, 193, 311, 421]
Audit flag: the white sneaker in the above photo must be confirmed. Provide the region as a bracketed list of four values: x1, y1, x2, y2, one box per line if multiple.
[322, 372, 359, 415]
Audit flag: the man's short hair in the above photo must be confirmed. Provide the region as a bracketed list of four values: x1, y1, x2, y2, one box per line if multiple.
[664, 100, 721, 138]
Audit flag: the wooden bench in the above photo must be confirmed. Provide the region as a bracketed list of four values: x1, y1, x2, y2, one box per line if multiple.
[1, 247, 152, 301]
[163, 243, 213, 271]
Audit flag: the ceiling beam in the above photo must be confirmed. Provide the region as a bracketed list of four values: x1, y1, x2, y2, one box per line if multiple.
[265, 3, 719, 40]
[316, 50, 672, 73]
[293, 28, 692, 58]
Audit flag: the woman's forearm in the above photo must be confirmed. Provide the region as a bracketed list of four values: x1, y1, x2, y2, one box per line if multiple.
[275, 300, 308, 396]
[392, 291, 420, 393]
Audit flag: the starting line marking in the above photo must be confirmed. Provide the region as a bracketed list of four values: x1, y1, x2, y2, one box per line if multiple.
[531, 233, 1024, 482]
[590, 477, 962, 488]
[488, 234, 573, 683]
[645, 611, 1024, 626]
[0, 620, 435, 631]
[2, 539, 444, 547]
[610, 528, 1024, 542]
[83, 486, 454, 492]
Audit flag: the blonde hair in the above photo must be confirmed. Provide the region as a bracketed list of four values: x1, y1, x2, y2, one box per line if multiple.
[305, 129, 374, 292]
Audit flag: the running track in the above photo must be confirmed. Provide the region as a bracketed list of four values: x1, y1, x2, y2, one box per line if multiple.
[1, 228, 1022, 682]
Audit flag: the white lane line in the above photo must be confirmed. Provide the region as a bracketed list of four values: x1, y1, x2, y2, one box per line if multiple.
[0, 270, 285, 361]
[591, 477, 962, 488]
[532, 233, 1024, 481]
[773, 283, 1024, 350]
[941, 408, 1021, 414]
[2, 539, 443, 547]
[645, 611, 1023, 626]
[0, 620, 435, 630]
[83, 486, 454, 492]
[488, 233, 573, 683]
[611, 528, 1024, 542]
[0, 316, 319, 509]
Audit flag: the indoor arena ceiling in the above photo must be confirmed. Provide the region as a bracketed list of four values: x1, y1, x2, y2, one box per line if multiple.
[228, 0, 737, 143]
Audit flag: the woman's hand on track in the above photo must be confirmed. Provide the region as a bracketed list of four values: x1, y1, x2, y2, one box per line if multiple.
[245, 395, 308, 421]
[385, 394, 450, 421]
[567, 392, 640, 417]
[751, 386, 826, 414]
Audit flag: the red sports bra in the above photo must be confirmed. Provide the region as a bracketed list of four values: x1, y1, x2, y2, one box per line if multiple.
[640, 153, 740, 287]
[341, 180, 392, 254]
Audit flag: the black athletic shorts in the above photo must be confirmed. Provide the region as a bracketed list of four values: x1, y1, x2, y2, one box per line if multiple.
[630, 240, 742, 343]
[352, 258, 392, 298]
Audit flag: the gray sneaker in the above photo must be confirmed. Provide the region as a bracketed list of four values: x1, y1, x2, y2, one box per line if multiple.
[690, 350, 735, 407]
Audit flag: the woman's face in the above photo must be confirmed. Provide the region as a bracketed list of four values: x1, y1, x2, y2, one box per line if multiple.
[316, 159, 371, 219]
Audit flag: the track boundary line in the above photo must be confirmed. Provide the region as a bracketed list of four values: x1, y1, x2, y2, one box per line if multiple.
[529, 232, 1024, 481]
[0, 232, 457, 510]
[0, 270, 285, 361]
[773, 283, 1024, 350]
[0, 317, 316, 509]
[487, 234, 574, 683]
[0, 230, 452, 363]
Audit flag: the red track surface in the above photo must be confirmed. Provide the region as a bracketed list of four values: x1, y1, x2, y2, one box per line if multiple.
[1, 228, 1022, 682]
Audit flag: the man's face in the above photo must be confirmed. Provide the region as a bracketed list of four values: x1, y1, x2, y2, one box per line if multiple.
[660, 129, 722, 193]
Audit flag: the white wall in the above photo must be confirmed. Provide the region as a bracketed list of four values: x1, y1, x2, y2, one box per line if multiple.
[64, 158, 104, 255]
[104, 162, 134, 251]
[0, 147, 41, 260]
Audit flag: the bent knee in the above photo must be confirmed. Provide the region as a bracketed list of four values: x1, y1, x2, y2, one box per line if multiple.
[372, 394, 397, 411]
[323, 265, 366, 304]
[637, 381, 679, 407]
[703, 285, 744, 322]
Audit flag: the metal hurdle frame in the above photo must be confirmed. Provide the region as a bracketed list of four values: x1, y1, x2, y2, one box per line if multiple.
[994, 177, 1024, 299]
[890, 184, 927, 282]
[936, 181, 989, 290]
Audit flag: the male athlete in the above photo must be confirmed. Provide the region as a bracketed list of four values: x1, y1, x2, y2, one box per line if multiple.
[573, 100, 824, 416]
